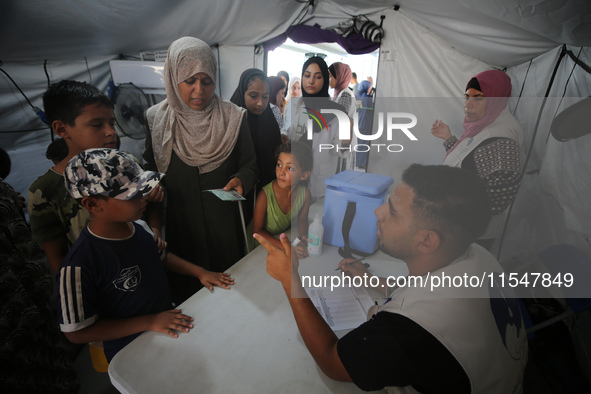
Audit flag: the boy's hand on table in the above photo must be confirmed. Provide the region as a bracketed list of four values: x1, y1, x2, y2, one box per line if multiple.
[199, 271, 234, 291]
[150, 309, 194, 338]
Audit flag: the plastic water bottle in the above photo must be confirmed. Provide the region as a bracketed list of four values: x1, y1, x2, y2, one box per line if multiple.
[308, 213, 324, 257]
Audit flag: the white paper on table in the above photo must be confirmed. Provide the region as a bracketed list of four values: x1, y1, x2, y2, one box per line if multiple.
[305, 285, 375, 331]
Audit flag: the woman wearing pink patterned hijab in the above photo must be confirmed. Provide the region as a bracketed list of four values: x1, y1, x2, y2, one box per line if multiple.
[329, 62, 352, 99]
[431, 69, 523, 249]
[454, 70, 512, 152]
[328, 62, 355, 119]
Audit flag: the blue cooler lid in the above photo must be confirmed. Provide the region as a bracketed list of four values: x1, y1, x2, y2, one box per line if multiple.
[324, 170, 394, 196]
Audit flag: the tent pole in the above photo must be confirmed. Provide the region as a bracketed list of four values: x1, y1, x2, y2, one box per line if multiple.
[496, 45, 568, 261]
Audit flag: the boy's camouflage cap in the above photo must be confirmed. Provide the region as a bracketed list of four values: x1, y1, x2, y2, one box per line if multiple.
[64, 148, 164, 200]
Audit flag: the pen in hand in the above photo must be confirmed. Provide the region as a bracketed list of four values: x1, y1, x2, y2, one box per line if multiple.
[336, 258, 370, 271]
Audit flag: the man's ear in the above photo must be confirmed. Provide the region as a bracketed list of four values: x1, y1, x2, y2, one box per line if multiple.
[416, 229, 441, 254]
[300, 171, 310, 181]
[81, 196, 103, 213]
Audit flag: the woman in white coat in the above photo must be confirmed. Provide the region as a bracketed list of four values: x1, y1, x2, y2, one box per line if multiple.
[282, 56, 346, 200]
[431, 69, 523, 249]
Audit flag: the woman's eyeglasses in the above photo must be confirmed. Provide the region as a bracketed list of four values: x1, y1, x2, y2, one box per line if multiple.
[305, 52, 327, 59]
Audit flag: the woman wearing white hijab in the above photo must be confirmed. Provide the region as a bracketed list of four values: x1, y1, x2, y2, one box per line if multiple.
[144, 37, 257, 304]
[285, 76, 301, 105]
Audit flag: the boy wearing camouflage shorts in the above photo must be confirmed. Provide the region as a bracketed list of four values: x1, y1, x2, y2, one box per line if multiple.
[58, 148, 233, 362]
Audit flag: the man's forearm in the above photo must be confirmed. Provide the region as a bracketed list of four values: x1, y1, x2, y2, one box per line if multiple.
[283, 274, 352, 382]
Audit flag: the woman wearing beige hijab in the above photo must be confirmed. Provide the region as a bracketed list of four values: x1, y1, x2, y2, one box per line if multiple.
[144, 37, 257, 304]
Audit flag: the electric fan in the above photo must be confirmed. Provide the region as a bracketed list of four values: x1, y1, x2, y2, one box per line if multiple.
[112, 83, 151, 140]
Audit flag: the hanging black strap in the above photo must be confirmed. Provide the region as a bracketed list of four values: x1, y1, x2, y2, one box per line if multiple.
[338, 201, 372, 259]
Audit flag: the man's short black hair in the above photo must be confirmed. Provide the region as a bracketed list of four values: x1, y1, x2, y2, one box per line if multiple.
[402, 164, 492, 251]
[43, 80, 113, 125]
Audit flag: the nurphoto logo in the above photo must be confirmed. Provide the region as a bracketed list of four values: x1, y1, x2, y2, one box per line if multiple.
[305, 107, 418, 153]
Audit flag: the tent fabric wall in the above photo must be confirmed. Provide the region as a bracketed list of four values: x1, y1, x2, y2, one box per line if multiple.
[0, 0, 305, 61]
[369, 9, 491, 185]
[0, 56, 115, 204]
[317, 0, 591, 66]
[1, 0, 590, 263]
[263, 24, 380, 55]
[370, 8, 591, 263]
[401, 3, 562, 67]
[215, 45, 266, 100]
[2, 1, 589, 69]
[506, 47, 591, 262]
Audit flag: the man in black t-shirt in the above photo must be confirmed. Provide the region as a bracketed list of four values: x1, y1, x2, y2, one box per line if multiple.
[255, 164, 527, 393]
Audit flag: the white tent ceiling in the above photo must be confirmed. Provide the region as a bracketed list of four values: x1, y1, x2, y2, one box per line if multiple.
[1, 1, 590, 65]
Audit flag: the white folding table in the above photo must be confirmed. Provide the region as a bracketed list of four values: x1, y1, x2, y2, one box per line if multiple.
[108, 241, 407, 393]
